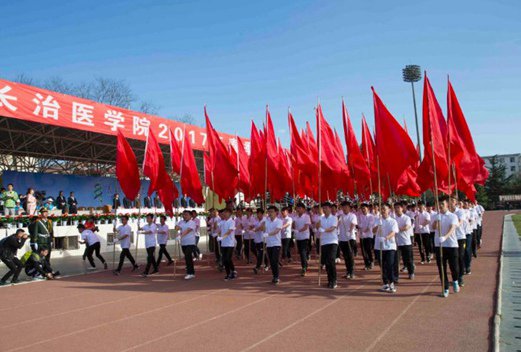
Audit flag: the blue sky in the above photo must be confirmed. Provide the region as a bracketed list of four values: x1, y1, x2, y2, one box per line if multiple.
[1, 0, 520, 155]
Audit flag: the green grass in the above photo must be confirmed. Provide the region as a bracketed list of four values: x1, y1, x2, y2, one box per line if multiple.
[513, 214, 521, 237]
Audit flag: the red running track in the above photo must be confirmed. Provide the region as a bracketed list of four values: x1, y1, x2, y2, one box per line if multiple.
[0, 211, 508, 352]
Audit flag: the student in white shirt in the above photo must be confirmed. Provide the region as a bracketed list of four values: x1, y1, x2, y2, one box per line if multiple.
[433, 197, 460, 297]
[294, 203, 311, 276]
[78, 223, 107, 270]
[217, 208, 237, 280]
[253, 209, 268, 273]
[113, 215, 138, 275]
[469, 205, 479, 258]
[338, 201, 356, 279]
[463, 201, 474, 275]
[311, 205, 321, 256]
[139, 213, 159, 277]
[156, 215, 173, 267]
[450, 198, 468, 286]
[475, 201, 484, 248]
[264, 205, 283, 284]
[243, 208, 255, 264]
[317, 202, 339, 289]
[208, 208, 223, 269]
[234, 208, 244, 260]
[358, 203, 375, 270]
[175, 210, 198, 279]
[373, 203, 398, 293]
[191, 210, 203, 261]
[393, 202, 415, 280]
[414, 201, 432, 264]
[427, 203, 437, 250]
[280, 207, 293, 264]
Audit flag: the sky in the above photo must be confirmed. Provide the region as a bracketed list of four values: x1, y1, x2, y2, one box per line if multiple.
[1, 0, 520, 156]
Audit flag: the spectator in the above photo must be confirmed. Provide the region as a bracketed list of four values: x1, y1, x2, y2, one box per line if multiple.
[122, 196, 132, 209]
[1, 183, 19, 216]
[0, 229, 28, 285]
[56, 191, 68, 214]
[44, 198, 55, 211]
[25, 188, 37, 215]
[0, 187, 5, 213]
[68, 192, 78, 214]
[143, 195, 151, 208]
[112, 193, 121, 211]
[28, 209, 54, 262]
[135, 194, 142, 209]
[22, 246, 59, 280]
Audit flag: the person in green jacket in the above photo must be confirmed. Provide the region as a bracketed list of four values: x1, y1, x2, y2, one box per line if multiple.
[1, 183, 19, 216]
[22, 246, 59, 280]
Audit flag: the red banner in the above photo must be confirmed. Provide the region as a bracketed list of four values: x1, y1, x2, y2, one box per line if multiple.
[0, 78, 247, 152]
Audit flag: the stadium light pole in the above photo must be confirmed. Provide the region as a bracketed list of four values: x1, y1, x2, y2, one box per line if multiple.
[402, 65, 422, 160]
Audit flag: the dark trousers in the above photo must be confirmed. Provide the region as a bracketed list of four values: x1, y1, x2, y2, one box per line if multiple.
[321, 243, 338, 284]
[297, 239, 309, 269]
[281, 238, 292, 260]
[477, 224, 483, 246]
[157, 244, 172, 265]
[117, 248, 136, 272]
[471, 230, 478, 257]
[267, 246, 281, 279]
[398, 245, 414, 275]
[193, 236, 201, 257]
[435, 246, 459, 289]
[182, 245, 196, 275]
[315, 238, 320, 255]
[0, 256, 23, 282]
[361, 238, 374, 267]
[211, 236, 222, 263]
[235, 236, 243, 258]
[349, 239, 358, 257]
[457, 239, 466, 283]
[86, 242, 106, 268]
[254, 242, 268, 269]
[243, 238, 252, 262]
[144, 246, 158, 275]
[221, 246, 235, 276]
[429, 232, 435, 251]
[338, 241, 354, 275]
[464, 234, 473, 272]
[381, 250, 396, 285]
[414, 233, 432, 262]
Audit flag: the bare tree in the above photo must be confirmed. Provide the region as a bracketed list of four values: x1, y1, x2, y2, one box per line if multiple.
[173, 113, 200, 126]
[137, 101, 160, 115]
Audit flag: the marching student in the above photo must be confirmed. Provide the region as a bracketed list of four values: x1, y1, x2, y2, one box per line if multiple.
[427, 203, 437, 251]
[374, 203, 398, 293]
[317, 202, 339, 289]
[475, 201, 485, 248]
[156, 215, 174, 267]
[264, 205, 283, 284]
[338, 201, 356, 280]
[294, 202, 311, 276]
[469, 204, 479, 258]
[139, 214, 159, 278]
[217, 208, 237, 280]
[280, 207, 293, 263]
[113, 215, 139, 275]
[359, 203, 375, 270]
[463, 201, 474, 275]
[394, 202, 415, 280]
[175, 210, 198, 279]
[414, 201, 432, 264]
[450, 198, 468, 286]
[243, 208, 255, 264]
[0, 229, 28, 285]
[208, 208, 222, 267]
[78, 224, 108, 270]
[191, 210, 203, 261]
[253, 209, 269, 274]
[234, 208, 244, 260]
[311, 205, 321, 256]
[433, 197, 460, 298]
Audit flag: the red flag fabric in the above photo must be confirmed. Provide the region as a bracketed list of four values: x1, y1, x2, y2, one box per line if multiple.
[237, 136, 251, 200]
[169, 129, 182, 175]
[204, 152, 213, 188]
[180, 133, 204, 205]
[116, 129, 141, 201]
[372, 87, 420, 197]
[157, 174, 176, 217]
[248, 121, 266, 198]
[205, 107, 238, 200]
[417, 73, 451, 194]
[143, 127, 167, 196]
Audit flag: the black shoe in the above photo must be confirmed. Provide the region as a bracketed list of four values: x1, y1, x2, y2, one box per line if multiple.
[300, 268, 307, 277]
[11, 279, 19, 284]
[141, 272, 148, 278]
[132, 265, 139, 272]
[331, 281, 338, 289]
[224, 275, 230, 281]
[167, 260, 174, 266]
[113, 270, 120, 276]
[53, 271, 61, 277]
[272, 278, 280, 285]
[104, 262, 108, 270]
[253, 268, 259, 275]
[150, 270, 159, 275]
[0, 281, 7, 286]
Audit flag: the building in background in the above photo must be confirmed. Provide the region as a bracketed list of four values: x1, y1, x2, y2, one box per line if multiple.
[482, 153, 521, 178]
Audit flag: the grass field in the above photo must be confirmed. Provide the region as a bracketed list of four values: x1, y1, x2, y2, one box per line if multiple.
[512, 214, 521, 237]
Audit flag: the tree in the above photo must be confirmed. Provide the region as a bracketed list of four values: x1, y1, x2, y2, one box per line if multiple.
[484, 155, 511, 207]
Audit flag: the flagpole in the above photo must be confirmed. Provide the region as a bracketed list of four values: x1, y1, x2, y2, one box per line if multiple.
[262, 106, 269, 275]
[430, 140, 445, 296]
[317, 102, 323, 287]
[376, 155, 384, 279]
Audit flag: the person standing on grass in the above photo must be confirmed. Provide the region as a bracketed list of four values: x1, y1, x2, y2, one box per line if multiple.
[433, 197, 460, 298]
[264, 206, 283, 284]
[294, 203, 311, 276]
[338, 201, 356, 280]
[374, 203, 398, 293]
[280, 207, 293, 264]
[393, 202, 415, 280]
[0, 229, 28, 285]
[139, 214, 159, 278]
[156, 215, 174, 267]
[78, 224, 108, 270]
[317, 202, 339, 289]
[113, 215, 138, 275]
[217, 208, 237, 281]
[175, 210, 197, 280]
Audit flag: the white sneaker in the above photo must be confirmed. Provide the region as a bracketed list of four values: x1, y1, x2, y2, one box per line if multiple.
[389, 283, 396, 293]
[380, 284, 389, 292]
[87, 267, 97, 271]
[335, 258, 341, 263]
[184, 274, 195, 280]
[442, 289, 449, 298]
[453, 281, 460, 293]
[198, 253, 203, 260]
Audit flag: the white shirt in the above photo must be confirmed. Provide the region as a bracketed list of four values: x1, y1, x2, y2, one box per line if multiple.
[414, 211, 431, 234]
[476, 204, 484, 226]
[281, 216, 292, 239]
[117, 224, 132, 249]
[142, 223, 157, 248]
[318, 214, 338, 246]
[453, 208, 468, 240]
[253, 217, 266, 244]
[374, 216, 398, 251]
[220, 218, 236, 248]
[358, 213, 375, 239]
[156, 224, 170, 245]
[193, 217, 201, 237]
[81, 229, 100, 246]
[338, 212, 357, 241]
[265, 217, 282, 247]
[294, 213, 311, 240]
[177, 219, 196, 246]
[428, 210, 438, 234]
[234, 216, 244, 236]
[433, 211, 459, 248]
[394, 214, 413, 246]
[243, 215, 255, 240]
[209, 216, 221, 237]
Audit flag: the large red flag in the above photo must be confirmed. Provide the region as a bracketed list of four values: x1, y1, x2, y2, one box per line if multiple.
[204, 152, 213, 188]
[417, 73, 451, 194]
[248, 121, 266, 198]
[116, 129, 141, 201]
[180, 132, 204, 205]
[372, 87, 420, 197]
[205, 107, 238, 201]
[169, 129, 182, 175]
[237, 136, 251, 200]
[342, 100, 370, 195]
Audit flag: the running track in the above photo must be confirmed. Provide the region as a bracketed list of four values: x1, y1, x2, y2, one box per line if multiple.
[0, 211, 509, 352]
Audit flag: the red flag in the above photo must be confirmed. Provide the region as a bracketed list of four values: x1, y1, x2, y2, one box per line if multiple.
[157, 173, 177, 217]
[143, 127, 167, 196]
[417, 73, 451, 194]
[248, 121, 266, 198]
[204, 152, 213, 188]
[372, 87, 420, 197]
[205, 107, 238, 200]
[116, 129, 141, 201]
[237, 136, 251, 200]
[288, 110, 316, 174]
[180, 133, 204, 205]
[169, 129, 182, 175]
